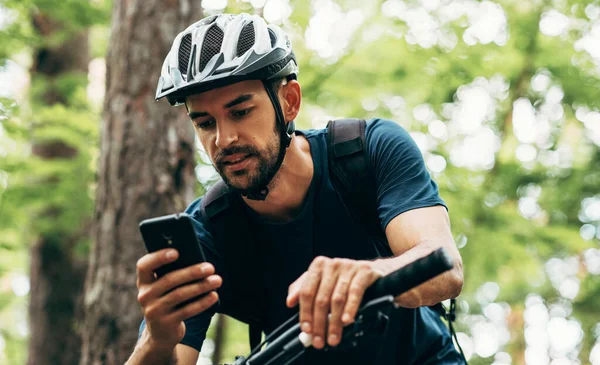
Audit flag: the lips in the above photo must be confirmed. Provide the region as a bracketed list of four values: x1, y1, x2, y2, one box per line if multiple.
[221, 153, 250, 165]
[218, 153, 254, 172]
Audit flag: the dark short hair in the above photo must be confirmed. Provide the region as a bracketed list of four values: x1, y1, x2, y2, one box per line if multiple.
[265, 77, 286, 96]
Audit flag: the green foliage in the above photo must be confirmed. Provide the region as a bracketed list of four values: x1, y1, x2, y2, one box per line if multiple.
[0, 11, 34, 62]
[202, 0, 600, 362]
[287, 0, 600, 362]
[0, 0, 111, 30]
[1, 82, 97, 250]
[89, 24, 110, 59]
[0, 0, 109, 363]
[1, 0, 600, 363]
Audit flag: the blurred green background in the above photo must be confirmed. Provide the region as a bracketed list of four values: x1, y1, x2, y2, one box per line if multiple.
[1, 0, 599, 364]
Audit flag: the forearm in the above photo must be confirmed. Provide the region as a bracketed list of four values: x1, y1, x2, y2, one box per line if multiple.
[372, 239, 463, 308]
[125, 328, 178, 365]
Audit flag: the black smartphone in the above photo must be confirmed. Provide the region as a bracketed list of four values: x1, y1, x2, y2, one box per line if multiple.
[139, 213, 207, 278]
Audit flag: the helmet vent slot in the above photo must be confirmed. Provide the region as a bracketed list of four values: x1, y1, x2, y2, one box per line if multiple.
[178, 33, 192, 76]
[268, 29, 276, 47]
[204, 15, 218, 24]
[237, 22, 255, 57]
[199, 24, 224, 72]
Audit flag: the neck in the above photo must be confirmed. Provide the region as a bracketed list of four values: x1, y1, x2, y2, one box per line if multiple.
[242, 134, 313, 222]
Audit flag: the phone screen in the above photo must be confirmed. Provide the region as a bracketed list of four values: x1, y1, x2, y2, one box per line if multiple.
[139, 213, 207, 278]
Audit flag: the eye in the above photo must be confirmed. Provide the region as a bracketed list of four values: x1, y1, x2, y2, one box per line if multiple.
[232, 108, 253, 118]
[193, 119, 215, 130]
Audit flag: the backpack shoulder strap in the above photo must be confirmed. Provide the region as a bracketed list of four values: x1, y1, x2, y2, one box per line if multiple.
[326, 118, 391, 256]
[327, 119, 462, 359]
[200, 180, 264, 348]
[201, 179, 231, 218]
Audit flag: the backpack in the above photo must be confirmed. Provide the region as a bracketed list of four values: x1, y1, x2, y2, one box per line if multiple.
[200, 118, 457, 352]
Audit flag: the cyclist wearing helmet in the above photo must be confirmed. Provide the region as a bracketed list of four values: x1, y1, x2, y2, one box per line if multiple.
[129, 13, 465, 365]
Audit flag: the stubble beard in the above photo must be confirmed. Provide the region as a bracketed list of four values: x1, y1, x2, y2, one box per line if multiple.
[214, 130, 281, 195]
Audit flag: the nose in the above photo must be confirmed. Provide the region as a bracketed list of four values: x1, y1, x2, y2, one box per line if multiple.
[214, 120, 238, 149]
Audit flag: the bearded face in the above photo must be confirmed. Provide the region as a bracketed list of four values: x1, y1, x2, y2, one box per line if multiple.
[212, 125, 281, 194]
[185, 80, 289, 195]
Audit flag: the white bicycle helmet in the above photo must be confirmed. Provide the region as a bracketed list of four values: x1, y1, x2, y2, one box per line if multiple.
[156, 13, 299, 200]
[156, 13, 298, 106]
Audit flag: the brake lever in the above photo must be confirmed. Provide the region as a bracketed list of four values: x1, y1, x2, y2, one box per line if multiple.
[321, 295, 397, 351]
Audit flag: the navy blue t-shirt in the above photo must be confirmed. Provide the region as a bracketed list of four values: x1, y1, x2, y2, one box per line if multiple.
[139, 119, 464, 364]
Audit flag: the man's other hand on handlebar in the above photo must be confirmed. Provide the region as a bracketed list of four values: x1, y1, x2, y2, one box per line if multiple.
[286, 257, 384, 349]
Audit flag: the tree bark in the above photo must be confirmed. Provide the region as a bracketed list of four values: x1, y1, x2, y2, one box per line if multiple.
[28, 236, 88, 365]
[80, 2, 202, 364]
[27, 14, 90, 365]
[212, 314, 227, 365]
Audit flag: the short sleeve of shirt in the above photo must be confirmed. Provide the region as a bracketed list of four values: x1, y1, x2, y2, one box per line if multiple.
[136, 197, 221, 352]
[366, 119, 447, 230]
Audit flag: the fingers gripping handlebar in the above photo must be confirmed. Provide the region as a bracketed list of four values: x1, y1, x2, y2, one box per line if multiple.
[226, 248, 455, 365]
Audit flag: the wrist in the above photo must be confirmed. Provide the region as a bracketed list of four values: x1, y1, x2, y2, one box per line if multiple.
[369, 258, 393, 276]
[141, 328, 178, 355]
[126, 330, 177, 365]
[369, 257, 425, 307]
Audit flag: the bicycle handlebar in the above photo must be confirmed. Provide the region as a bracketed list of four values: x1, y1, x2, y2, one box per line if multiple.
[230, 247, 455, 365]
[364, 246, 454, 300]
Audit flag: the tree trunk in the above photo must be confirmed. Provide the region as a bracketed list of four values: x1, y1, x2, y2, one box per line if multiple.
[28, 236, 88, 365]
[27, 14, 90, 365]
[212, 314, 228, 365]
[80, 2, 202, 364]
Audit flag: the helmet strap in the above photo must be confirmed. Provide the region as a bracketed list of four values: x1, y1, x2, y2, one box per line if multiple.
[241, 79, 294, 201]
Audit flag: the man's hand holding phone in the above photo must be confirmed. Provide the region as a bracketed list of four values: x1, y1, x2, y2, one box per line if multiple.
[135, 248, 222, 349]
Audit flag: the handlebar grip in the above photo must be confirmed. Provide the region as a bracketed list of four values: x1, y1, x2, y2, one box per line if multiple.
[365, 247, 454, 300]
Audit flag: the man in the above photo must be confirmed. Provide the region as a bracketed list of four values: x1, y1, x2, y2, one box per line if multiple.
[127, 13, 464, 365]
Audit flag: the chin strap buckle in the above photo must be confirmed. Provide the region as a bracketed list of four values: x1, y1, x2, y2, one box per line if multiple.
[285, 120, 296, 147]
[243, 187, 269, 201]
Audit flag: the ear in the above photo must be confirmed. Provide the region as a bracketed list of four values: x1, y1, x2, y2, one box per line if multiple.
[280, 79, 301, 122]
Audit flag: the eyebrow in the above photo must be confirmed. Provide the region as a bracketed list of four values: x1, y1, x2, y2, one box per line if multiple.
[188, 94, 254, 120]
